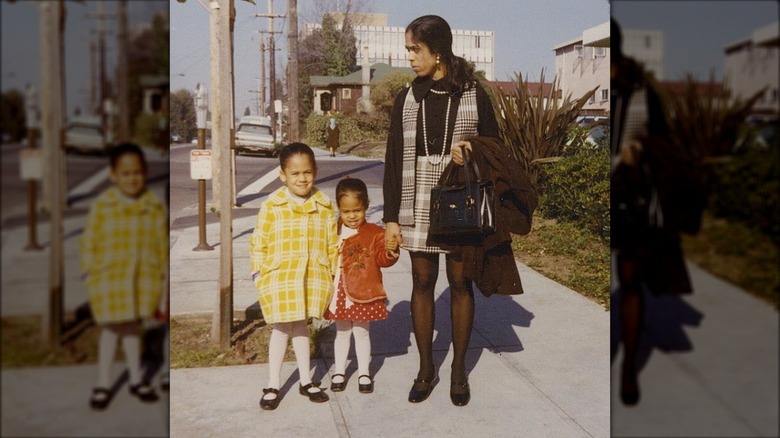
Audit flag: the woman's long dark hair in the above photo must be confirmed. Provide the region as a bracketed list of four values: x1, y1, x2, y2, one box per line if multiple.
[406, 15, 477, 94]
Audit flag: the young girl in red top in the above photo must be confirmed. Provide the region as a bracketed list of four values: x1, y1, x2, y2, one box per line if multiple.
[324, 177, 399, 393]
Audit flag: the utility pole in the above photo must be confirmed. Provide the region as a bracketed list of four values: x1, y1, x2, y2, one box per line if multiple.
[39, 0, 65, 346]
[209, 0, 235, 349]
[116, 0, 130, 141]
[259, 36, 266, 116]
[287, 0, 299, 141]
[256, 1, 285, 142]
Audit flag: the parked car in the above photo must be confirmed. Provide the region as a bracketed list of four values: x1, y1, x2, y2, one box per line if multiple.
[64, 116, 108, 155]
[234, 115, 276, 157]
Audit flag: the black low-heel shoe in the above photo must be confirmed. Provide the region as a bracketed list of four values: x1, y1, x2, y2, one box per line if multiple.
[620, 371, 640, 406]
[330, 374, 346, 392]
[90, 387, 111, 410]
[299, 383, 329, 403]
[450, 380, 470, 406]
[408, 375, 437, 403]
[358, 375, 374, 394]
[129, 382, 159, 403]
[260, 388, 280, 410]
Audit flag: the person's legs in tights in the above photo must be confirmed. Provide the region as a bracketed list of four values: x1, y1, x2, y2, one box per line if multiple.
[618, 248, 644, 405]
[409, 252, 439, 382]
[445, 254, 474, 389]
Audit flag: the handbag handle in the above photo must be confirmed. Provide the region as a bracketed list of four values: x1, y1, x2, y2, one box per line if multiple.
[441, 145, 482, 186]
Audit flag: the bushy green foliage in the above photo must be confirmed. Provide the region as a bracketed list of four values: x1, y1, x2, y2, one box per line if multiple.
[133, 111, 167, 148]
[707, 142, 780, 244]
[304, 112, 385, 147]
[539, 134, 610, 242]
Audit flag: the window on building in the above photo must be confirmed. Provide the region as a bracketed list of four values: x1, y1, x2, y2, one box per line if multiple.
[594, 47, 606, 58]
[574, 45, 583, 57]
[475, 35, 481, 48]
[601, 89, 609, 101]
[772, 88, 778, 102]
[645, 35, 651, 48]
[342, 88, 352, 100]
[589, 94, 595, 104]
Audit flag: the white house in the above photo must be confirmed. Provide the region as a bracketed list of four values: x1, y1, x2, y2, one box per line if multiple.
[553, 21, 610, 117]
[621, 29, 664, 80]
[724, 21, 779, 117]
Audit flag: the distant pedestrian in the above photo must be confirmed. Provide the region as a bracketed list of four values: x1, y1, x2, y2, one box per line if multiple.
[250, 142, 339, 411]
[80, 142, 167, 410]
[326, 117, 340, 157]
[323, 177, 399, 394]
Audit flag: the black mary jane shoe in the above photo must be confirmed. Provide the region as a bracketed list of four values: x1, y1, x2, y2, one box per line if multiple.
[129, 382, 159, 403]
[358, 375, 374, 394]
[299, 382, 329, 403]
[260, 388, 281, 410]
[330, 374, 346, 392]
[408, 375, 438, 403]
[90, 387, 112, 410]
[450, 380, 470, 407]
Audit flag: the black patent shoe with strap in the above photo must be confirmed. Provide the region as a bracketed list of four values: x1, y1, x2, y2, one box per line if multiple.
[260, 388, 281, 410]
[408, 375, 438, 403]
[299, 382, 329, 403]
[450, 380, 470, 406]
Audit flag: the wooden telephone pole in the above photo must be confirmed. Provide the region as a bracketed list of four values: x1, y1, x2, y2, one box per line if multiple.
[287, 0, 299, 141]
[255, 0, 285, 142]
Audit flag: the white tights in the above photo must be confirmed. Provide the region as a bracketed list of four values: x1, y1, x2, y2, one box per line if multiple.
[333, 320, 371, 379]
[97, 323, 142, 388]
[267, 320, 312, 391]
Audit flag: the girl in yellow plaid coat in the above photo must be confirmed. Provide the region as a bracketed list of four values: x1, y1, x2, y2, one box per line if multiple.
[80, 143, 167, 410]
[250, 143, 338, 410]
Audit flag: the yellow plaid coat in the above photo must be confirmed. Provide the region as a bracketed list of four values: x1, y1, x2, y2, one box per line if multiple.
[80, 187, 168, 324]
[250, 187, 338, 324]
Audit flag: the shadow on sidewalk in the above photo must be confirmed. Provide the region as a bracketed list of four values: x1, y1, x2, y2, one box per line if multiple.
[610, 288, 704, 373]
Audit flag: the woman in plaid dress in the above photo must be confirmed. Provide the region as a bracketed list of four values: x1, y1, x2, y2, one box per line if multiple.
[382, 15, 500, 407]
[80, 143, 167, 410]
[250, 143, 339, 410]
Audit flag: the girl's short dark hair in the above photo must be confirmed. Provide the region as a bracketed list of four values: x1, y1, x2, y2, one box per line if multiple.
[279, 142, 316, 169]
[406, 15, 477, 93]
[335, 177, 369, 208]
[109, 142, 147, 170]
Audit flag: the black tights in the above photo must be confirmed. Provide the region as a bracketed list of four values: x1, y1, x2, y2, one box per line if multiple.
[617, 250, 644, 375]
[410, 252, 474, 382]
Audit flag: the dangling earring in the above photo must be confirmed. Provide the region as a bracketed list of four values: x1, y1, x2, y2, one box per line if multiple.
[436, 55, 440, 65]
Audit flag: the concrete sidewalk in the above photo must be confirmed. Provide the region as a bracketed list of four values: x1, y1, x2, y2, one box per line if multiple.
[166, 150, 612, 437]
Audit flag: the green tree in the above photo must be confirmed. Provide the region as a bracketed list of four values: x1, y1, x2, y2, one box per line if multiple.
[370, 71, 414, 125]
[170, 89, 196, 142]
[322, 13, 356, 77]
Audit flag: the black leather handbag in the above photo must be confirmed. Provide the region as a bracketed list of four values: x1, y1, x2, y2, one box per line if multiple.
[429, 147, 496, 238]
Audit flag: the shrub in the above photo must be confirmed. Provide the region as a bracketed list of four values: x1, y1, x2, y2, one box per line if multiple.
[303, 112, 385, 147]
[539, 146, 610, 242]
[706, 142, 780, 244]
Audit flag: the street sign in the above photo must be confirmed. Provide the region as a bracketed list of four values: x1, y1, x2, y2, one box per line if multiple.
[19, 149, 43, 181]
[190, 149, 213, 180]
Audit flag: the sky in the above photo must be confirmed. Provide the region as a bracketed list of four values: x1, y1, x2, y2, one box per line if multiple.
[611, 0, 779, 81]
[1, 0, 167, 117]
[170, 0, 610, 119]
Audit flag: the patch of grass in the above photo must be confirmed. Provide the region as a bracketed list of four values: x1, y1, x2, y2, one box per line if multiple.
[512, 214, 611, 309]
[2, 314, 102, 368]
[682, 212, 779, 308]
[170, 316, 333, 369]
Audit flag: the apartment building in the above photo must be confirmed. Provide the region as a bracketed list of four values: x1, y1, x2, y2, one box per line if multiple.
[724, 21, 779, 117]
[621, 29, 664, 80]
[304, 13, 495, 80]
[553, 21, 610, 117]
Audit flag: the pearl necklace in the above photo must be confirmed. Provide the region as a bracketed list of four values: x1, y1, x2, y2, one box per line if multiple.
[421, 88, 451, 165]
